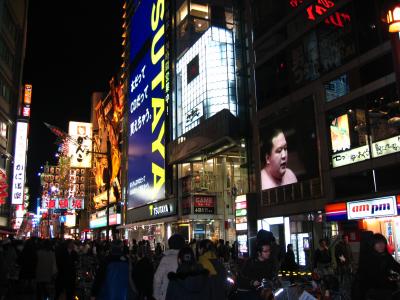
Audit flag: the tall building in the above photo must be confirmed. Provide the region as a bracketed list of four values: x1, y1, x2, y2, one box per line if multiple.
[247, 0, 400, 265]
[0, 0, 29, 232]
[124, 0, 251, 246]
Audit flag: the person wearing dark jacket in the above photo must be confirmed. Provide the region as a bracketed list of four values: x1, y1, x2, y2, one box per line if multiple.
[55, 240, 79, 300]
[132, 252, 155, 299]
[256, 230, 281, 276]
[19, 238, 38, 291]
[358, 233, 400, 300]
[91, 240, 137, 300]
[334, 234, 353, 291]
[198, 239, 227, 300]
[281, 244, 298, 283]
[237, 241, 275, 300]
[166, 246, 210, 300]
[314, 238, 333, 277]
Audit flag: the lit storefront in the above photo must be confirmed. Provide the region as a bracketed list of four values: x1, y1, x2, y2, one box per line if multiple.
[90, 206, 121, 240]
[123, 198, 177, 249]
[257, 212, 328, 269]
[175, 150, 248, 243]
[326, 195, 400, 261]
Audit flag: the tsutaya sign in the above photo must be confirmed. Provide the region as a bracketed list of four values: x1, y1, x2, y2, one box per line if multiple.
[128, 0, 166, 209]
[149, 202, 174, 217]
[347, 196, 398, 220]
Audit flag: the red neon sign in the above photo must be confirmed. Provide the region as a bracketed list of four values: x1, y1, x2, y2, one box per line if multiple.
[290, 0, 351, 28]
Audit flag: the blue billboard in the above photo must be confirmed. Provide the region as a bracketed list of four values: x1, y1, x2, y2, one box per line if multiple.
[128, 0, 165, 209]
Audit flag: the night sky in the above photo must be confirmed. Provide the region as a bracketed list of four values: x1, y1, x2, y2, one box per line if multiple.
[22, 1, 122, 210]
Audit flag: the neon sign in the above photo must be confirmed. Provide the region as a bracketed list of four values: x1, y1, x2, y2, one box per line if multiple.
[290, 0, 351, 28]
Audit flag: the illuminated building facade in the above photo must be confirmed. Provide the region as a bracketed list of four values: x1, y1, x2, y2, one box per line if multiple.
[0, 0, 29, 233]
[122, 0, 251, 246]
[248, 0, 400, 263]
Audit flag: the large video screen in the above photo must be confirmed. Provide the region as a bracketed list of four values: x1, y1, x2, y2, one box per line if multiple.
[259, 98, 318, 190]
[128, 0, 165, 209]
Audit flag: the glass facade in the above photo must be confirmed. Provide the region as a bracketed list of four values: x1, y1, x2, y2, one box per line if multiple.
[174, 26, 237, 138]
[255, 1, 390, 110]
[328, 83, 400, 168]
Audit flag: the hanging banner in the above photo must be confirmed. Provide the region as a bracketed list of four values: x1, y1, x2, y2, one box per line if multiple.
[68, 122, 92, 168]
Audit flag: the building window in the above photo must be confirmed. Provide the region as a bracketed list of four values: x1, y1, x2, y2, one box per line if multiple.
[328, 84, 400, 168]
[0, 76, 12, 103]
[190, 2, 209, 19]
[0, 38, 15, 70]
[0, 122, 7, 139]
[325, 74, 350, 102]
[177, 1, 188, 25]
[2, 7, 18, 43]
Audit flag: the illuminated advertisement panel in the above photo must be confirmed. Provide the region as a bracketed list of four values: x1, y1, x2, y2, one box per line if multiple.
[174, 26, 236, 138]
[68, 122, 92, 168]
[128, 0, 165, 209]
[23, 84, 32, 104]
[12, 121, 28, 204]
[259, 98, 318, 191]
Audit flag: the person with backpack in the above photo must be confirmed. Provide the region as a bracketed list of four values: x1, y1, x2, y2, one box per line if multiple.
[91, 240, 138, 300]
[198, 239, 227, 300]
[165, 246, 210, 300]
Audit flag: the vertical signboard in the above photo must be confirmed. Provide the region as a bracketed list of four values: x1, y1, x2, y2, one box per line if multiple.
[22, 84, 32, 117]
[128, 0, 165, 209]
[68, 122, 92, 168]
[12, 122, 28, 204]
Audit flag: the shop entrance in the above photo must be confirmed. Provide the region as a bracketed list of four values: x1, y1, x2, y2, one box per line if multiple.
[362, 217, 400, 260]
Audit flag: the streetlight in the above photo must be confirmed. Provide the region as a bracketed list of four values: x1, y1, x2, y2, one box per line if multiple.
[387, 2, 400, 33]
[384, 1, 400, 96]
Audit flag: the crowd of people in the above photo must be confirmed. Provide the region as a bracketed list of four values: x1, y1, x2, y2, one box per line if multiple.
[0, 230, 399, 299]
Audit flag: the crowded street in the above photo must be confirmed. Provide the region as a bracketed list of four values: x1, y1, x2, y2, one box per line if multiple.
[1, 0, 400, 299]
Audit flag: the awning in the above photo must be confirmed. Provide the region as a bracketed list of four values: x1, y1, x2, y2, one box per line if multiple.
[117, 215, 178, 229]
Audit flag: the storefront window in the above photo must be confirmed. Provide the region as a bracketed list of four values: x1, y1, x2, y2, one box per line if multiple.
[329, 83, 400, 168]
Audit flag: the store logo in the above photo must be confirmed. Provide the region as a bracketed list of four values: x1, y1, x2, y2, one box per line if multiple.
[149, 204, 171, 216]
[351, 203, 390, 215]
[347, 196, 397, 220]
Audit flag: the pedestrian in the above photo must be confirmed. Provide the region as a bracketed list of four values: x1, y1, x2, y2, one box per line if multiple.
[165, 246, 210, 300]
[334, 234, 353, 289]
[314, 238, 333, 277]
[131, 239, 138, 257]
[19, 238, 38, 292]
[281, 244, 298, 283]
[91, 240, 138, 300]
[256, 229, 281, 276]
[189, 239, 197, 260]
[153, 234, 185, 300]
[358, 233, 400, 300]
[236, 240, 275, 300]
[36, 239, 57, 300]
[216, 239, 225, 260]
[231, 241, 239, 261]
[198, 239, 227, 300]
[55, 239, 79, 300]
[132, 253, 155, 299]
[224, 241, 231, 262]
